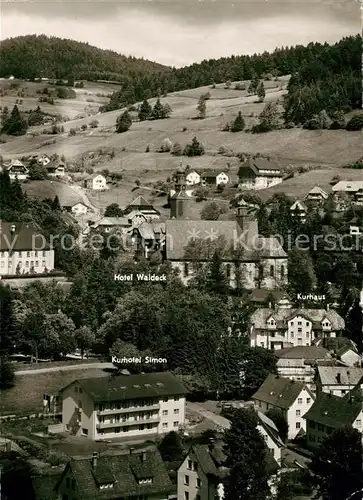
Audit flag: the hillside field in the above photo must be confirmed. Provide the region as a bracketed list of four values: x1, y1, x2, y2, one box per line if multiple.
[1, 77, 362, 210]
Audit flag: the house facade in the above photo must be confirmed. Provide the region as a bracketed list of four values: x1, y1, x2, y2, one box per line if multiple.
[275, 346, 332, 389]
[0, 221, 54, 275]
[186, 170, 201, 186]
[91, 217, 131, 233]
[238, 157, 282, 191]
[47, 162, 65, 177]
[56, 448, 176, 500]
[252, 374, 315, 440]
[332, 181, 363, 208]
[60, 372, 187, 441]
[256, 411, 284, 465]
[123, 196, 160, 219]
[84, 174, 107, 191]
[315, 366, 363, 397]
[290, 200, 307, 223]
[200, 171, 229, 187]
[132, 221, 166, 260]
[37, 154, 51, 167]
[177, 444, 227, 500]
[305, 186, 328, 204]
[249, 304, 345, 350]
[69, 202, 88, 216]
[304, 386, 363, 448]
[6, 159, 29, 180]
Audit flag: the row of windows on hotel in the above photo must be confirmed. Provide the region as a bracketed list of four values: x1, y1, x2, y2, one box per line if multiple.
[0, 260, 47, 268]
[0, 250, 48, 257]
[183, 262, 285, 279]
[93, 395, 180, 410]
[90, 420, 181, 435]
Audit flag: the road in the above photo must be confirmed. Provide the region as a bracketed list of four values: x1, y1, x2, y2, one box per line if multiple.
[15, 362, 114, 375]
[187, 402, 231, 430]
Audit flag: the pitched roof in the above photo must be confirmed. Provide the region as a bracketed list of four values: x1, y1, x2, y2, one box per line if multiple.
[201, 171, 228, 178]
[64, 449, 175, 500]
[252, 374, 310, 409]
[185, 444, 226, 478]
[323, 337, 358, 356]
[127, 210, 147, 220]
[125, 196, 153, 209]
[317, 366, 363, 386]
[332, 181, 363, 193]
[61, 372, 187, 403]
[257, 411, 285, 447]
[238, 158, 282, 178]
[165, 219, 286, 261]
[250, 307, 345, 331]
[93, 217, 130, 228]
[84, 174, 106, 181]
[306, 186, 328, 199]
[274, 346, 331, 360]
[303, 390, 362, 428]
[0, 221, 51, 251]
[291, 200, 308, 211]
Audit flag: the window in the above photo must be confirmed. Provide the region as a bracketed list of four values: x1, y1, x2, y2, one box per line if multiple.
[0, 261, 4, 268]
[196, 478, 201, 488]
[341, 390, 346, 395]
[298, 328, 302, 333]
[71, 479, 76, 490]
[43, 250, 46, 257]
[188, 460, 192, 470]
[163, 397, 168, 402]
[193, 462, 198, 472]
[306, 332, 309, 338]
[82, 428, 88, 436]
[184, 263, 189, 277]
[174, 409, 179, 415]
[297, 398, 302, 404]
[174, 396, 179, 401]
[173, 421, 179, 427]
[184, 475, 189, 485]
[30, 261, 34, 267]
[35, 251, 38, 257]
[296, 410, 301, 417]
[291, 333, 294, 338]
[270, 265, 274, 277]
[280, 266, 285, 279]
[35, 261, 39, 267]
[356, 420, 361, 427]
[74, 387, 78, 393]
[296, 422, 301, 429]
[306, 322, 309, 326]
[162, 423, 168, 429]
[27, 251, 30, 257]
[226, 264, 231, 278]
[306, 398, 311, 404]
[42, 260, 46, 266]
[298, 321, 302, 326]
[184, 493, 189, 500]
[66, 478, 70, 488]
[163, 410, 168, 416]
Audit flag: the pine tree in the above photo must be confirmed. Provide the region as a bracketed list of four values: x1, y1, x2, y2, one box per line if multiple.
[197, 95, 207, 119]
[138, 99, 152, 121]
[257, 82, 266, 102]
[248, 76, 260, 95]
[116, 110, 132, 133]
[230, 111, 245, 132]
[1, 105, 28, 136]
[151, 98, 166, 120]
[183, 137, 205, 156]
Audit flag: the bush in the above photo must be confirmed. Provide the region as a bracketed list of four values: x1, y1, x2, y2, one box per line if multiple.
[89, 119, 99, 128]
[159, 137, 173, 153]
[69, 128, 76, 136]
[182, 126, 188, 132]
[346, 115, 363, 131]
[234, 82, 246, 90]
[183, 137, 205, 157]
[0, 357, 15, 389]
[251, 122, 272, 133]
[81, 124, 87, 131]
[171, 142, 182, 156]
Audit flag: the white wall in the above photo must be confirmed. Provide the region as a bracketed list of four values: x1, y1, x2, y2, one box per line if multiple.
[158, 396, 186, 434]
[287, 388, 314, 439]
[0, 249, 55, 275]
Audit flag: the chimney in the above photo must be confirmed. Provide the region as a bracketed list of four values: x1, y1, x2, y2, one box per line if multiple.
[326, 304, 330, 311]
[92, 451, 98, 469]
[140, 451, 147, 463]
[129, 447, 135, 455]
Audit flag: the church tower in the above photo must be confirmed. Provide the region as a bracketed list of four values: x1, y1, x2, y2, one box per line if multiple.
[170, 168, 190, 219]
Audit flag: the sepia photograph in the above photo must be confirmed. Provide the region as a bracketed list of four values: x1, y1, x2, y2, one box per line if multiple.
[0, 0, 362, 499]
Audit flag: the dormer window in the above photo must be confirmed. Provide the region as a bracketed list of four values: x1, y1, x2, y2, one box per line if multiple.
[138, 478, 152, 485]
[99, 483, 114, 489]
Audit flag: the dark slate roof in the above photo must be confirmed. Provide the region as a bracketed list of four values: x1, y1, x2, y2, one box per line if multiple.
[64, 449, 175, 500]
[185, 444, 226, 478]
[274, 346, 331, 360]
[252, 374, 309, 409]
[238, 158, 282, 178]
[61, 372, 187, 403]
[303, 390, 362, 428]
[125, 196, 153, 209]
[0, 221, 51, 251]
[250, 307, 345, 331]
[317, 366, 363, 386]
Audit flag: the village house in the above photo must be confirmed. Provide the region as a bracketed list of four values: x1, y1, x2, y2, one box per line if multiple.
[177, 443, 227, 500]
[201, 171, 229, 186]
[320, 337, 362, 367]
[186, 169, 201, 186]
[256, 411, 285, 465]
[167, 171, 287, 290]
[37, 154, 51, 167]
[252, 374, 315, 440]
[290, 200, 308, 223]
[275, 346, 333, 390]
[0, 221, 54, 275]
[5, 159, 29, 180]
[46, 161, 66, 177]
[304, 185, 328, 204]
[132, 221, 166, 260]
[238, 157, 283, 191]
[315, 366, 363, 397]
[332, 180, 363, 208]
[303, 384, 363, 448]
[55, 448, 176, 500]
[67, 201, 89, 216]
[122, 196, 160, 219]
[91, 216, 131, 233]
[59, 372, 187, 441]
[83, 173, 107, 191]
[249, 302, 345, 350]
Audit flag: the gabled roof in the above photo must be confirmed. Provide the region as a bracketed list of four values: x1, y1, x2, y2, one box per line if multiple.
[61, 449, 175, 500]
[238, 158, 282, 178]
[60, 372, 187, 403]
[332, 181, 363, 193]
[84, 174, 106, 181]
[290, 200, 308, 211]
[93, 217, 130, 228]
[250, 308, 345, 331]
[257, 411, 284, 447]
[7, 159, 28, 172]
[304, 390, 362, 428]
[252, 374, 311, 409]
[274, 346, 331, 360]
[125, 196, 153, 208]
[201, 171, 228, 178]
[182, 444, 226, 478]
[306, 185, 328, 199]
[0, 221, 51, 251]
[317, 366, 363, 386]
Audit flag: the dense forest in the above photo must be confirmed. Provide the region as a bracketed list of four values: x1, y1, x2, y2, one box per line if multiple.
[0, 34, 361, 124]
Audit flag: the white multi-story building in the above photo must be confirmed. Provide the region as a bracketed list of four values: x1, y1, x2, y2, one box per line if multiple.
[252, 374, 315, 440]
[0, 221, 54, 275]
[250, 304, 345, 350]
[84, 174, 107, 191]
[238, 157, 283, 191]
[60, 372, 187, 440]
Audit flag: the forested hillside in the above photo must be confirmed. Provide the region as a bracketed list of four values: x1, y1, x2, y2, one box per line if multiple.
[1, 34, 361, 124]
[0, 34, 169, 81]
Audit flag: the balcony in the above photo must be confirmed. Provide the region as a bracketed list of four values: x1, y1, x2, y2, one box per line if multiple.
[96, 416, 160, 429]
[96, 403, 160, 416]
